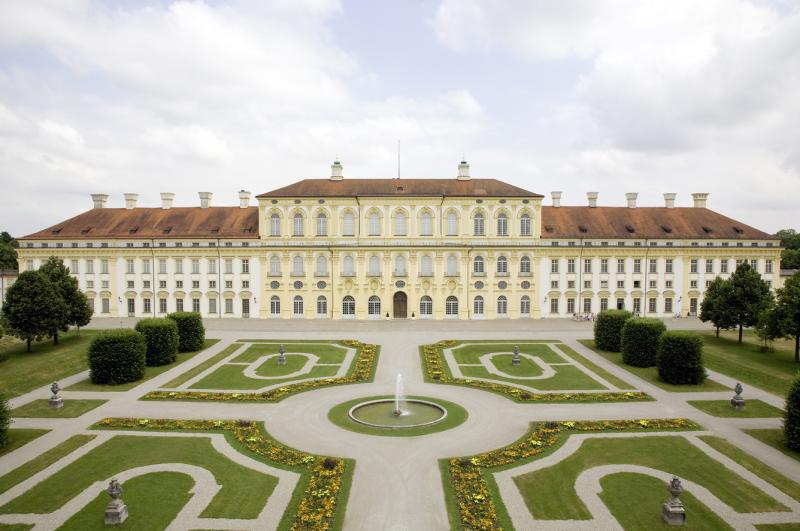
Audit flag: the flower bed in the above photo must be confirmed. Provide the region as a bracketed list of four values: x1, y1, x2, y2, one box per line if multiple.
[421, 341, 651, 403]
[143, 340, 378, 403]
[94, 417, 351, 530]
[444, 418, 698, 530]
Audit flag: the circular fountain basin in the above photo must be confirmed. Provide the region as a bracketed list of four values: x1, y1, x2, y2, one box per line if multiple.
[348, 399, 447, 429]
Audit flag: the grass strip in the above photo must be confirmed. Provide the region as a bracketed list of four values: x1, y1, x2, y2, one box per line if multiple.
[0, 435, 95, 495]
[0, 430, 49, 457]
[688, 399, 784, 418]
[162, 343, 242, 388]
[745, 429, 800, 463]
[557, 343, 636, 390]
[11, 400, 107, 419]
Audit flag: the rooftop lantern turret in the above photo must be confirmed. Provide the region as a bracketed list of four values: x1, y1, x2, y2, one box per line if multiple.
[457, 159, 470, 181]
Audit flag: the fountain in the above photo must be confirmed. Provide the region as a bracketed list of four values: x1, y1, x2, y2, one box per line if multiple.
[347, 373, 447, 429]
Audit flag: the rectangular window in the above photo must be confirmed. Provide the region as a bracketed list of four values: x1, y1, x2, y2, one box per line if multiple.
[242, 280, 250, 289]
[550, 298, 559, 314]
[225, 298, 233, 314]
[551, 259, 559, 274]
[721, 260, 729, 274]
[208, 259, 217, 274]
[600, 298, 608, 311]
[159, 298, 167, 314]
[225, 280, 233, 289]
[192, 298, 200, 313]
[209, 298, 217, 314]
[70, 259, 79, 274]
[617, 259, 625, 274]
[242, 259, 250, 274]
[159, 280, 167, 289]
[649, 259, 657, 273]
[225, 259, 233, 274]
[666, 259, 673, 274]
[101, 260, 109, 274]
[583, 298, 592, 313]
[600, 280, 608, 289]
[751, 259, 758, 271]
[633, 259, 641, 274]
[649, 279, 657, 289]
[126, 259, 134, 274]
[191, 259, 200, 274]
[690, 280, 698, 288]
[690, 259, 698, 273]
[86, 280, 94, 289]
[567, 280, 575, 289]
[583, 280, 592, 289]
[143, 298, 151, 314]
[601, 259, 608, 274]
[175, 259, 183, 274]
[690, 297, 698, 315]
[649, 298, 657, 313]
[101, 280, 109, 289]
[617, 280, 625, 289]
[176, 280, 183, 289]
[665, 280, 672, 289]
[142, 259, 151, 275]
[584, 258, 592, 274]
[176, 298, 184, 312]
[86, 259, 94, 274]
[127, 280, 134, 289]
[159, 259, 167, 274]
[567, 298, 575, 314]
[102, 298, 110, 313]
[551, 280, 559, 289]
[209, 280, 217, 289]
[766, 259, 773, 274]
[633, 297, 641, 314]
[705, 259, 713, 274]
[665, 297, 673, 314]
[567, 259, 576, 274]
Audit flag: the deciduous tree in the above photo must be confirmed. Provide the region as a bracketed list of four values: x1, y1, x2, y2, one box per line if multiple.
[727, 262, 773, 343]
[1, 271, 62, 351]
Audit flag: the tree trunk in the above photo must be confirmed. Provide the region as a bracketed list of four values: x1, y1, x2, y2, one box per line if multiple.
[53, 331, 59, 345]
[716, 326, 720, 338]
[738, 324, 743, 344]
[796, 335, 799, 363]
[27, 337, 31, 352]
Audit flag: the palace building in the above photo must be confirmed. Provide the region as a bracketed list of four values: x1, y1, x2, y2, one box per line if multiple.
[16, 160, 780, 320]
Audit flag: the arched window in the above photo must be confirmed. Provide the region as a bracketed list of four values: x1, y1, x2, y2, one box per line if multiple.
[369, 211, 381, 236]
[420, 211, 433, 236]
[270, 213, 281, 236]
[270, 295, 280, 316]
[420, 295, 433, 317]
[343, 255, 355, 276]
[292, 255, 304, 275]
[474, 212, 484, 236]
[520, 256, 531, 274]
[497, 213, 508, 236]
[316, 212, 327, 236]
[394, 210, 406, 236]
[521, 295, 531, 316]
[446, 212, 458, 236]
[421, 255, 433, 276]
[293, 295, 303, 317]
[445, 296, 459, 317]
[497, 295, 508, 316]
[343, 211, 355, 236]
[520, 213, 531, 236]
[446, 254, 458, 276]
[369, 255, 380, 276]
[497, 255, 508, 274]
[473, 256, 484, 274]
[342, 295, 355, 317]
[293, 213, 304, 237]
[269, 255, 281, 275]
[474, 295, 484, 315]
[316, 295, 327, 317]
[395, 255, 407, 275]
[368, 295, 381, 317]
[316, 255, 327, 275]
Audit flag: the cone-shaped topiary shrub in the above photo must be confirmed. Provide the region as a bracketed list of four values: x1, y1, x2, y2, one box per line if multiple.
[785, 374, 800, 451]
[88, 329, 146, 384]
[167, 312, 205, 352]
[593, 309, 633, 352]
[621, 318, 667, 367]
[134, 318, 179, 366]
[657, 331, 706, 385]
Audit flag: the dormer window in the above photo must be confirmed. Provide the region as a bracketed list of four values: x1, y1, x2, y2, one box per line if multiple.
[625, 225, 635, 233]
[733, 226, 744, 234]
[702, 226, 713, 234]
[80, 227, 92, 234]
[163, 227, 173, 234]
[661, 225, 672, 233]
[578, 225, 588, 233]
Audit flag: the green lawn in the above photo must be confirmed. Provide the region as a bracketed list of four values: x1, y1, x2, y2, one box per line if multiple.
[701, 331, 800, 397]
[600, 472, 732, 530]
[188, 341, 347, 390]
[0, 430, 49, 457]
[460, 364, 606, 390]
[327, 395, 468, 437]
[451, 343, 565, 364]
[579, 340, 729, 392]
[66, 339, 219, 392]
[688, 399, 784, 418]
[699, 435, 800, 503]
[489, 354, 544, 377]
[0, 331, 100, 398]
[0, 435, 278, 519]
[745, 429, 800, 463]
[0, 435, 95, 495]
[513, 435, 786, 520]
[558, 344, 636, 390]
[162, 342, 242, 388]
[10, 399, 107, 418]
[59, 472, 193, 530]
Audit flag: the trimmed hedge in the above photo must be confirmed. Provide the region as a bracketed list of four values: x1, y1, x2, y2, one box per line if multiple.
[134, 318, 179, 366]
[88, 329, 146, 385]
[0, 393, 9, 448]
[593, 310, 632, 352]
[167, 312, 205, 352]
[786, 374, 800, 451]
[621, 318, 667, 367]
[657, 331, 706, 385]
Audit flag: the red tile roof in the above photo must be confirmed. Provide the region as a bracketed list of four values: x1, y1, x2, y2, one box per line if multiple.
[257, 178, 543, 198]
[541, 206, 774, 240]
[22, 207, 259, 240]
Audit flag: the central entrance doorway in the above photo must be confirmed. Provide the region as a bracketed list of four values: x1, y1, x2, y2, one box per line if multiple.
[393, 291, 407, 319]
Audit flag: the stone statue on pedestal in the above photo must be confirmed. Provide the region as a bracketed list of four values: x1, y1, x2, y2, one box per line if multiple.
[104, 478, 128, 525]
[277, 344, 286, 366]
[512, 346, 521, 366]
[49, 382, 63, 409]
[662, 475, 686, 525]
[731, 382, 745, 411]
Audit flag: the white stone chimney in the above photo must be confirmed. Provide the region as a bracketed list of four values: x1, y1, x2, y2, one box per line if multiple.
[457, 160, 470, 181]
[551, 191, 562, 208]
[199, 192, 213, 209]
[238, 190, 251, 208]
[692, 192, 709, 208]
[587, 192, 599, 208]
[91, 193, 109, 209]
[663, 193, 676, 208]
[160, 193, 175, 209]
[625, 192, 638, 208]
[123, 193, 138, 210]
[330, 159, 344, 181]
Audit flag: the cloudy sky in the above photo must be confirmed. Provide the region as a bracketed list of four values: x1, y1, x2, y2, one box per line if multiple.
[0, 0, 798, 236]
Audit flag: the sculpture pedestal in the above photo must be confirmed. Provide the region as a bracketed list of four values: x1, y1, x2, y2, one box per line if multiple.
[511, 359, 520, 366]
[104, 500, 128, 525]
[662, 501, 686, 526]
[49, 397, 64, 409]
[730, 396, 745, 411]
